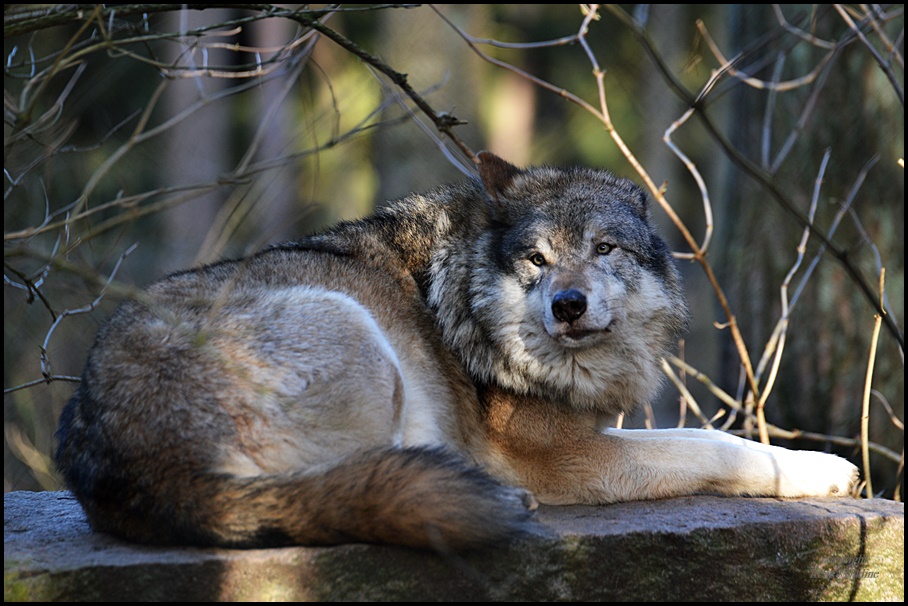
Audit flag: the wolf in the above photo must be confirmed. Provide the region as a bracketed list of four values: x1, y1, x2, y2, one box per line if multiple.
[55, 152, 858, 551]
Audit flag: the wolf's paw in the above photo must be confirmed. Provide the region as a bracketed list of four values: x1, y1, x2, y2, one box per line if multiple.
[512, 486, 539, 511]
[778, 450, 859, 497]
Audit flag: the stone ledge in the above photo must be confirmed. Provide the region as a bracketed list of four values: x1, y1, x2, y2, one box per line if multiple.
[4, 490, 903, 601]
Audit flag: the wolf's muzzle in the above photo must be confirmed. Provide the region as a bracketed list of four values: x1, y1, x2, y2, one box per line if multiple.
[552, 289, 587, 324]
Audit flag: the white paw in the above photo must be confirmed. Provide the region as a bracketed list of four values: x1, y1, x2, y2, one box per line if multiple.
[775, 450, 859, 497]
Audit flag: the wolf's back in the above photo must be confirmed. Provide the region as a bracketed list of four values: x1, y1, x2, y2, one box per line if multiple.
[56, 389, 532, 551]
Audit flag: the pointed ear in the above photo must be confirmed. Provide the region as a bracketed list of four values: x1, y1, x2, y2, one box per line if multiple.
[477, 151, 522, 201]
[625, 180, 652, 220]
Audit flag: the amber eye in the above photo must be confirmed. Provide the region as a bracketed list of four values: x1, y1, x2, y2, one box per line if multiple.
[528, 252, 547, 266]
[596, 242, 615, 255]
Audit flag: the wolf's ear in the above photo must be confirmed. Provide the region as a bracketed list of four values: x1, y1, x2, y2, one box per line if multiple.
[477, 151, 521, 201]
[625, 180, 652, 221]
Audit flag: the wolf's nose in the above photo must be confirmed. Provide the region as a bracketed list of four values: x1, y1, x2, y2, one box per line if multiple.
[552, 289, 587, 323]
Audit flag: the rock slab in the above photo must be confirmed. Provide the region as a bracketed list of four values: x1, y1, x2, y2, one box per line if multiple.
[4, 490, 903, 601]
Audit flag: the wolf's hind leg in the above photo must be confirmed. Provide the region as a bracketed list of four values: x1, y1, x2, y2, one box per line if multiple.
[214, 286, 408, 474]
[287, 288, 408, 448]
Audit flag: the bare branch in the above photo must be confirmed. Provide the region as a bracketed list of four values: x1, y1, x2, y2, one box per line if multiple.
[606, 4, 904, 349]
[833, 4, 904, 105]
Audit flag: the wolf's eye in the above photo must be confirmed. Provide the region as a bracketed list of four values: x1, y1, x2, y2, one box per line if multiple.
[528, 252, 547, 266]
[596, 242, 615, 255]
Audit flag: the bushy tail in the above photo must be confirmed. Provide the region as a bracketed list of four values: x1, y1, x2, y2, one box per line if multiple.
[77, 446, 536, 552]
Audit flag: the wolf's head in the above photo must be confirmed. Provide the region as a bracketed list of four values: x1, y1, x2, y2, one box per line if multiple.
[429, 153, 689, 416]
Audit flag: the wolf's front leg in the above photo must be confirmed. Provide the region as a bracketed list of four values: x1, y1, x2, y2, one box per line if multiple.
[483, 394, 859, 505]
[598, 427, 859, 500]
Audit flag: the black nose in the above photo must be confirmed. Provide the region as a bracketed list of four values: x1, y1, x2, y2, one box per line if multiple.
[552, 289, 587, 323]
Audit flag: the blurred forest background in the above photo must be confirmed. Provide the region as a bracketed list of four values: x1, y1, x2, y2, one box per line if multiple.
[4, 5, 904, 498]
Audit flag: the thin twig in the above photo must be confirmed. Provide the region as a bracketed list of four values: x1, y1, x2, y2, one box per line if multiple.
[833, 4, 904, 105]
[660, 359, 714, 428]
[753, 150, 829, 413]
[39, 243, 139, 380]
[861, 268, 885, 497]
